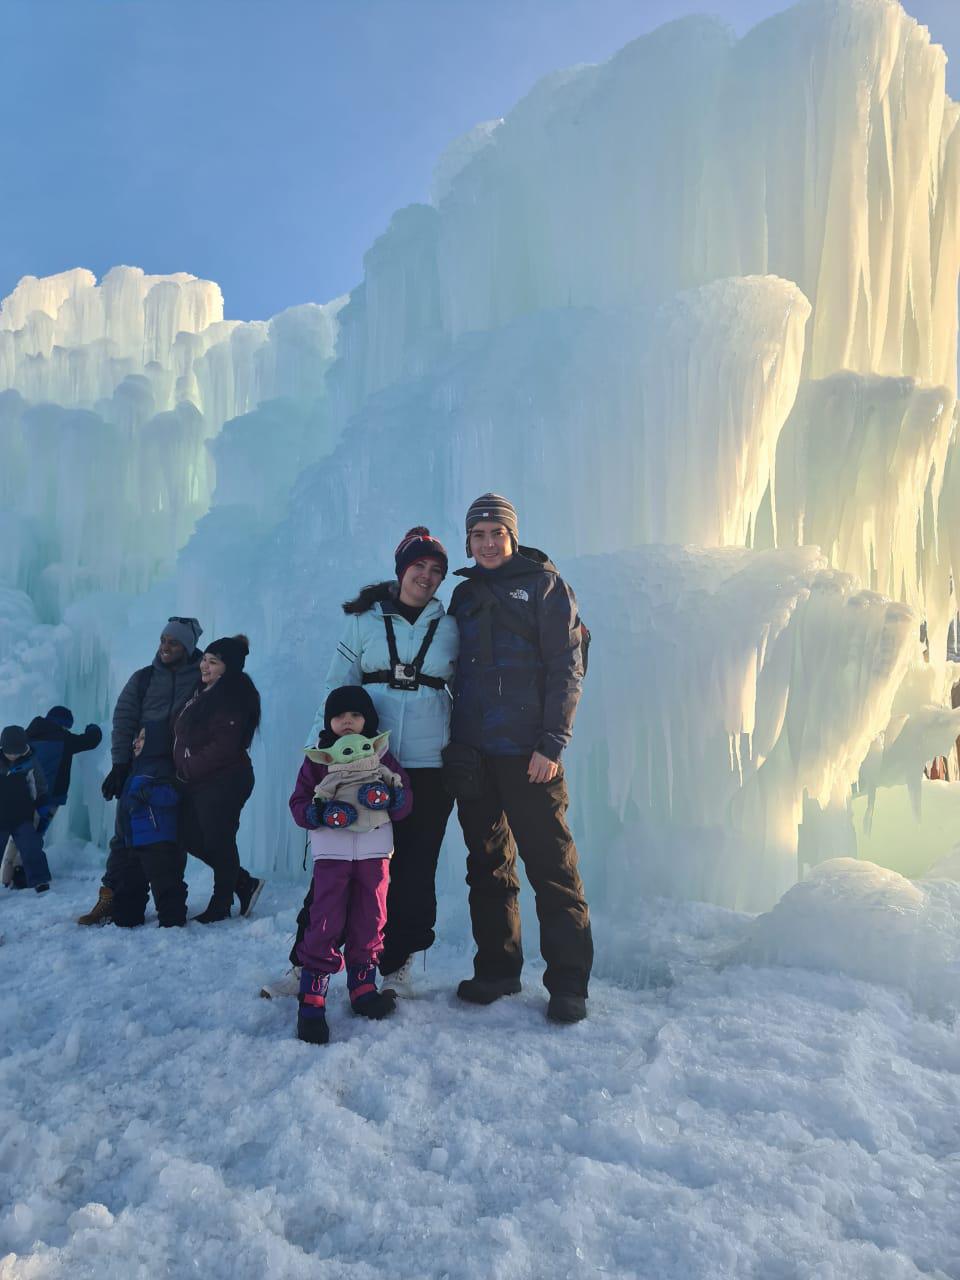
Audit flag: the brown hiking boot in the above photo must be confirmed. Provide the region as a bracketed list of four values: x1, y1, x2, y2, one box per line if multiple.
[77, 886, 114, 926]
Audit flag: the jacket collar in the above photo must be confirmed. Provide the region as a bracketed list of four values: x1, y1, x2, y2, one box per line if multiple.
[379, 596, 445, 621]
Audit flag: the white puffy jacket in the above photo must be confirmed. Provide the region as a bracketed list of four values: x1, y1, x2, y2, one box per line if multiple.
[306, 599, 459, 768]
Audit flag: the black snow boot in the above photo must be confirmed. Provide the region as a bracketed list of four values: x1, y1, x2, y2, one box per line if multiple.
[547, 993, 587, 1024]
[456, 976, 522, 1005]
[235, 868, 265, 918]
[348, 963, 397, 1020]
[193, 899, 232, 924]
[297, 970, 330, 1045]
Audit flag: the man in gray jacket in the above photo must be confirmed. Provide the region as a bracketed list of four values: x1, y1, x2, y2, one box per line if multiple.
[77, 617, 203, 925]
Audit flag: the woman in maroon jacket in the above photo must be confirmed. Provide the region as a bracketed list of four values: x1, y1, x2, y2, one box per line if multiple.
[174, 634, 264, 923]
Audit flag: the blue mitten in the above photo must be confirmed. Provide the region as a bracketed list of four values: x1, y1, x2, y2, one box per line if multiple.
[321, 801, 358, 829]
[304, 801, 322, 829]
[357, 781, 391, 811]
[387, 785, 407, 813]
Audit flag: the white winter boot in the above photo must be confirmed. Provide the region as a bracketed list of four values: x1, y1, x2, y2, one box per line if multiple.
[381, 953, 420, 996]
[259, 967, 302, 999]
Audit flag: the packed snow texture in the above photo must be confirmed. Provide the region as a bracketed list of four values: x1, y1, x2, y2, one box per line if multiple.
[737, 857, 960, 1011]
[2, 0, 960, 914]
[1, 869, 959, 1280]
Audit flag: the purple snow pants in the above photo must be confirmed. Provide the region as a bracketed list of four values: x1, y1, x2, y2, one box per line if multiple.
[296, 857, 390, 975]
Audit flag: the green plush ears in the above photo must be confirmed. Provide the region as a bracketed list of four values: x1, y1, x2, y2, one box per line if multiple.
[306, 730, 391, 765]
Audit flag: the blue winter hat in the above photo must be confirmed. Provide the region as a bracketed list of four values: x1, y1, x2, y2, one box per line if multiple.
[47, 705, 74, 728]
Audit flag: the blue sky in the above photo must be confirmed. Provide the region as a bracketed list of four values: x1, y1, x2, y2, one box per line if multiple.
[1, 0, 957, 320]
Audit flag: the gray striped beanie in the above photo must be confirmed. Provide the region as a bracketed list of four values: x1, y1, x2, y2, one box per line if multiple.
[465, 493, 519, 553]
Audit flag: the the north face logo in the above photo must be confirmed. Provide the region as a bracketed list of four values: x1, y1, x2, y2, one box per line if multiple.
[509, 588, 529, 602]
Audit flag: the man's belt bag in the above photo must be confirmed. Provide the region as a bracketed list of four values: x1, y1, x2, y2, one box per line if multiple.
[441, 743, 486, 801]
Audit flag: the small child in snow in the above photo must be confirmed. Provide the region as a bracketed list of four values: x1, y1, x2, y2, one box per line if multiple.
[288, 686, 412, 1044]
[0, 725, 53, 893]
[111, 722, 188, 928]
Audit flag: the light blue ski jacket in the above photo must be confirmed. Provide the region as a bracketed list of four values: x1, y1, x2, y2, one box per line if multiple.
[306, 598, 458, 768]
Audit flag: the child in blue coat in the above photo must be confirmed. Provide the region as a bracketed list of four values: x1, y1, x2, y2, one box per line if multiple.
[111, 722, 187, 928]
[0, 725, 53, 892]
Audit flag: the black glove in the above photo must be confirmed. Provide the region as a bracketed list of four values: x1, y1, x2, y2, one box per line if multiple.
[101, 762, 130, 801]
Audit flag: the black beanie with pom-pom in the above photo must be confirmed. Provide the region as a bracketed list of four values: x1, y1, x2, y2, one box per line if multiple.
[205, 634, 249, 673]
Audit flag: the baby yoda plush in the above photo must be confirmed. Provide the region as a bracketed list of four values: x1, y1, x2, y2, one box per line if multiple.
[305, 731, 404, 832]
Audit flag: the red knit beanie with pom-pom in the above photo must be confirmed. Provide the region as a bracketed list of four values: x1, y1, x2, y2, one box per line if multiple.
[394, 527, 448, 582]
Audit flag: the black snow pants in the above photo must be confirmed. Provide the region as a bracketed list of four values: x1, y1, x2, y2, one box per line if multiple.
[455, 754, 593, 998]
[379, 767, 453, 975]
[102, 807, 129, 892]
[180, 763, 255, 914]
[111, 841, 188, 927]
[289, 767, 454, 971]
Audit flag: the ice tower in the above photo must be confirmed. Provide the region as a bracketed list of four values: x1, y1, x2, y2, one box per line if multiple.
[1, 0, 959, 915]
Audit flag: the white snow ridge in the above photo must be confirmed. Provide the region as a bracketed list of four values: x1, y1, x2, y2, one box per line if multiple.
[4, 0, 960, 1275]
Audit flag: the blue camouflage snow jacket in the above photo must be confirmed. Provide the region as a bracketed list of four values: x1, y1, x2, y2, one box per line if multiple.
[447, 547, 584, 761]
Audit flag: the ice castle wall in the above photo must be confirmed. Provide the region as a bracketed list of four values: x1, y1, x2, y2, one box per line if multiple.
[2, 0, 959, 916]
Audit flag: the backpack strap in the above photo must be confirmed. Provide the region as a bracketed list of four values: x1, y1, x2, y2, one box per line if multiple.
[135, 665, 153, 703]
[464, 580, 539, 665]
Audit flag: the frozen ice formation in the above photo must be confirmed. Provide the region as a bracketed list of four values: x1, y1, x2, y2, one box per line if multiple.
[0, 588, 66, 724]
[640, 277, 810, 547]
[0, 266, 341, 431]
[433, 0, 960, 391]
[2, 0, 960, 914]
[0, 277, 342, 611]
[567, 547, 918, 909]
[430, 119, 502, 206]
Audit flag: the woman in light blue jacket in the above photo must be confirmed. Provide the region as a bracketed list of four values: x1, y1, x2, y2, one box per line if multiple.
[303, 527, 458, 986]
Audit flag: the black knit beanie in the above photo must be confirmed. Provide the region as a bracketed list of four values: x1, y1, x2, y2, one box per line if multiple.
[47, 705, 74, 728]
[464, 493, 519, 554]
[205, 634, 249, 673]
[394, 526, 448, 583]
[0, 725, 29, 755]
[319, 686, 379, 746]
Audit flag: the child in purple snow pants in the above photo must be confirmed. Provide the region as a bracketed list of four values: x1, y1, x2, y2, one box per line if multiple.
[288, 686, 412, 1044]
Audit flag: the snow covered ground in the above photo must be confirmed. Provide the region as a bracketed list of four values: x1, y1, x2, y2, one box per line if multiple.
[2, 860, 959, 1279]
